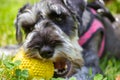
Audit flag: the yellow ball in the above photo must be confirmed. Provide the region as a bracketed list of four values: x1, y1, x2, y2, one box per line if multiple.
[13, 48, 54, 80]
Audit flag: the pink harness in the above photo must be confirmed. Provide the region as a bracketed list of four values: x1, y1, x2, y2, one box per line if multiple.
[78, 9, 105, 57]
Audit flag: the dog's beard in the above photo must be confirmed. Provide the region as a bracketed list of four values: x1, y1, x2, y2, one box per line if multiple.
[22, 20, 83, 77]
[51, 34, 83, 77]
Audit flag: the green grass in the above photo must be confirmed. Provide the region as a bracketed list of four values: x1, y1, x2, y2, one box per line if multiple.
[0, 0, 39, 46]
[106, 0, 120, 14]
[0, 0, 120, 80]
[100, 56, 120, 80]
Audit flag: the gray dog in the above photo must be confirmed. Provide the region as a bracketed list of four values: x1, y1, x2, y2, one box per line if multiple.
[14, 0, 120, 79]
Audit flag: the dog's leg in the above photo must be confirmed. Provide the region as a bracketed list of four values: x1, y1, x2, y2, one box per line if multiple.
[103, 17, 120, 58]
[0, 45, 20, 59]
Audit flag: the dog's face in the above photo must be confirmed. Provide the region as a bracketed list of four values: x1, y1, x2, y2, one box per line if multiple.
[16, 0, 86, 77]
[23, 20, 83, 77]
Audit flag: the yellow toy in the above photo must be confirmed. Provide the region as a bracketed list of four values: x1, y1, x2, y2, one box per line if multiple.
[13, 48, 54, 80]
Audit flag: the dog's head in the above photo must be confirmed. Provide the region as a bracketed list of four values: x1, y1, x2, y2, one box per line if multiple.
[15, 0, 86, 77]
[22, 20, 83, 77]
[15, 0, 86, 43]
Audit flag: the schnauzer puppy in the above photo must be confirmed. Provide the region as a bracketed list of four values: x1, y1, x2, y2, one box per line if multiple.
[15, 0, 120, 79]
[22, 20, 83, 78]
[14, 0, 102, 79]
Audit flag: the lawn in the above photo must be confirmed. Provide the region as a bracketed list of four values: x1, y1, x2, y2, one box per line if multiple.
[0, 0, 39, 46]
[0, 0, 120, 80]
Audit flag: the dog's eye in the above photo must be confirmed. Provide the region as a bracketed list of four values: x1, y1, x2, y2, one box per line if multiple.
[54, 17, 62, 22]
[54, 15, 66, 24]
[48, 12, 66, 23]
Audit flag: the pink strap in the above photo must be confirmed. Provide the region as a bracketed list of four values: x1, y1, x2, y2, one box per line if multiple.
[78, 19, 105, 57]
[99, 35, 105, 57]
[90, 8, 97, 14]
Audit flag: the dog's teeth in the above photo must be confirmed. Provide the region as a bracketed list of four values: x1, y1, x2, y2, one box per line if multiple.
[54, 64, 69, 75]
[58, 72, 62, 75]
[54, 69, 58, 72]
[63, 70, 66, 74]
[65, 65, 68, 69]
[64, 69, 67, 73]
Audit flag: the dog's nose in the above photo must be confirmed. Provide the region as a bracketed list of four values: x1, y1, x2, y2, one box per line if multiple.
[40, 46, 54, 58]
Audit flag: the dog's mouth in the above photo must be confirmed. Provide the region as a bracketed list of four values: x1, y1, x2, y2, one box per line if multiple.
[53, 58, 72, 77]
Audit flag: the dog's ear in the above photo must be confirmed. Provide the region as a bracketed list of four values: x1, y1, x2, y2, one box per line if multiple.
[64, 0, 86, 18]
[15, 3, 36, 44]
[63, 0, 87, 36]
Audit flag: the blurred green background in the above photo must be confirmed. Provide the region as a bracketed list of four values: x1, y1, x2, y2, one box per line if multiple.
[0, 0, 39, 46]
[105, 0, 120, 14]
